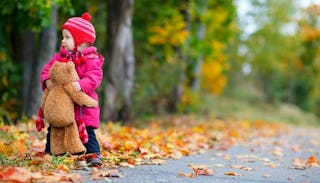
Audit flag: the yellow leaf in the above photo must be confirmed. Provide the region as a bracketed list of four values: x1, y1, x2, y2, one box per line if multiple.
[13, 139, 28, 156]
[57, 164, 69, 172]
[0, 142, 12, 156]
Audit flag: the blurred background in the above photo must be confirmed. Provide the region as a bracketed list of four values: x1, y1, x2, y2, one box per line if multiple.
[0, 0, 319, 125]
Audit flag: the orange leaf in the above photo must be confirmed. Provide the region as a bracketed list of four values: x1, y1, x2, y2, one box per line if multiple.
[127, 157, 136, 165]
[178, 172, 197, 178]
[193, 168, 214, 176]
[0, 167, 15, 179]
[0, 167, 42, 182]
[308, 156, 317, 163]
[13, 139, 28, 156]
[57, 164, 69, 172]
[80, 153, 98, 161]
[189, 164, 214, 176]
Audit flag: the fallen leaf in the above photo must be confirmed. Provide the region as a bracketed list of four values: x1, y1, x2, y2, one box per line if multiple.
[91, 168, 123, 180]
[150, 159, 166, 165]
[188, 164, 214, 176]
[212, 164, 224, 168]
[31, 139, 46, 153]
[308, 155, 317, 164]
[193, 167, 214, 176]
[57, 164, 69, 172]
[292, 158, 307, 170]
[230, 164, 242, 169]
[271, 147, 283, 156]
[224, 171, 242, 176]
[178, 172, 197, 178]
[81, 153, 98, 161]
[265, 162, 279, 168]
[240, 166, 254, 171]
[292, 156, 320, 169]
[0, 167, 42, 182]
[13, 139, 28, 155]
[224, 154, 232, 160]
[263, 174, 271, 178]
[127, 157, 136, 165]
[290, 145, 301, 152]
[139, 147, 150, 154]
[52, 172, 82, 182]
[119, 162, 135, 168]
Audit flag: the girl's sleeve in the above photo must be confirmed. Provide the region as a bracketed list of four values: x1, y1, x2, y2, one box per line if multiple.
[78, 57, 104, 95]
[40, 54, 59, 91]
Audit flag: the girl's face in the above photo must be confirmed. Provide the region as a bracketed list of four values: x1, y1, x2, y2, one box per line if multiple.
[61, 29, 75, 51]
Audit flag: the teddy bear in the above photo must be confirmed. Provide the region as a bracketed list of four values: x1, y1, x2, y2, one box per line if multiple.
[40, 61, 97, 155]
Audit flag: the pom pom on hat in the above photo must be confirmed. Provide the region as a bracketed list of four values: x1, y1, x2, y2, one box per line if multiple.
[81, 12, 91, 22]
[62, 12, 96, 50]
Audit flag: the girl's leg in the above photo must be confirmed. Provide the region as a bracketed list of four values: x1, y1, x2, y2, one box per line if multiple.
[84, 127, 102, 165]
[45, 126, 51, 154]
[84, 127, 101, 155]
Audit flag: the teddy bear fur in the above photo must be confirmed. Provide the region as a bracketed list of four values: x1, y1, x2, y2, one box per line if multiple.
[41, 61, 97, 155]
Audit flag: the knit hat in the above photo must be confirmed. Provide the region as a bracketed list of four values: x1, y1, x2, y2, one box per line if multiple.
[62, 12, 96, 50]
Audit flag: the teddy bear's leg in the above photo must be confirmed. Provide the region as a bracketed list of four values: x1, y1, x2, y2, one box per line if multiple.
[65, 122, 86, 155]
[50, 126, 67, 155]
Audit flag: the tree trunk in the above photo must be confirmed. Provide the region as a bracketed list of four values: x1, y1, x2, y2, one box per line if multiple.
[19, 29, 35, 117]
[22, 6, 58, 117]
[191, 25, 205, 92]
[102, 0, 135, 122]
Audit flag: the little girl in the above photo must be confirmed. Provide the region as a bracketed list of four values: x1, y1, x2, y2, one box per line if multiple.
[37, 12, 104, 165]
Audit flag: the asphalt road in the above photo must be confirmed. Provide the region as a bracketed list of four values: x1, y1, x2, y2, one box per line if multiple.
[80, 126, 320, 183]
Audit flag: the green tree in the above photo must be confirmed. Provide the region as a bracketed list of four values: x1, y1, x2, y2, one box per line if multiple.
[131, 0, 236, 116]
[185, 0, 236, 94]
[298, 4, 320, 114]
[0, 0, 70, 121]
[132, 0, 189, 116]
[242, 0, 303, 103]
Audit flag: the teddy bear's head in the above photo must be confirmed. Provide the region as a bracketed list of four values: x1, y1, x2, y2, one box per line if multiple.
[49, 61, 80, 85]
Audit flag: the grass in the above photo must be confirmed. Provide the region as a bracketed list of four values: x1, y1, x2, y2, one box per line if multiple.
[133, 86, 320, 127]
[199, 93, 320, 126]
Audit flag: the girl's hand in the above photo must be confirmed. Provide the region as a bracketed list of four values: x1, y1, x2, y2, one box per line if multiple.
[72, 81, 81, 91]
[46, 79, 54, 90]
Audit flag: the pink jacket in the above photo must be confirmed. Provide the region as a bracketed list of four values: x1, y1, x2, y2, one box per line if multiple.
[41, 46, 104, 128]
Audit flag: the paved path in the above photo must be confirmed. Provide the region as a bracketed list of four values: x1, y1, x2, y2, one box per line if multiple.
[81, 126, 320, 183]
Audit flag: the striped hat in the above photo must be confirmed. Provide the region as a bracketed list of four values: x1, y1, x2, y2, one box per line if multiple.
[62, 12, 96, 49]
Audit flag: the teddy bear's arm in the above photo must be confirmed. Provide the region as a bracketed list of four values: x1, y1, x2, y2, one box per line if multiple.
[63, 83, 98, 107]
[41, 89, 49, 111]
